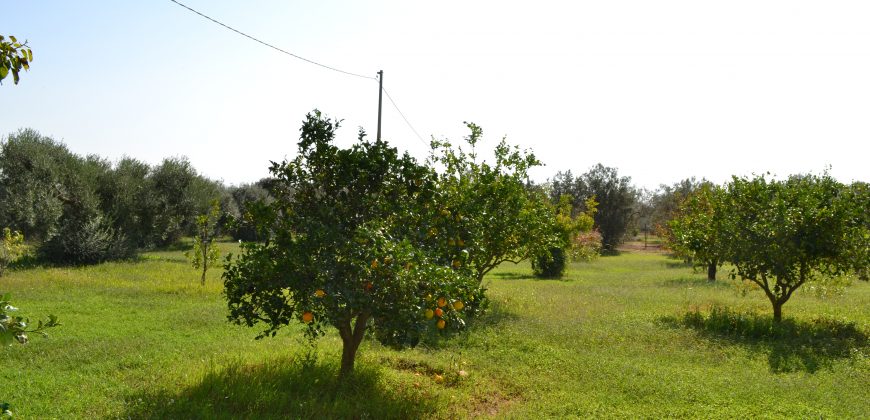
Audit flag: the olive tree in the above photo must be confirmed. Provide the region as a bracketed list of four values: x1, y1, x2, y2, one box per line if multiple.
[719, 173, 867, 321]
[223, 112, 480, 377]
[549, 166, 636, 253]
[426, 123, 559, 284]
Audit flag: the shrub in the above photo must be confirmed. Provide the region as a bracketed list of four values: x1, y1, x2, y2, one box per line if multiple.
[0, 228, 25, 276]
[532, 247, 566, 278]
[39, 214, 133, 264]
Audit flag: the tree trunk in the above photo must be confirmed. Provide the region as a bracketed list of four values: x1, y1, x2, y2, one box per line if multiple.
[772, 301, 783, 322]
[706, 262, 717, 282]
[338, 313, 370, 378]
[340, 335, 361, 377]
[200, 244, 208, 285]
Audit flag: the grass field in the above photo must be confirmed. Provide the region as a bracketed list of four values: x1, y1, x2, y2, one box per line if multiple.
[2, 243, 868, 418]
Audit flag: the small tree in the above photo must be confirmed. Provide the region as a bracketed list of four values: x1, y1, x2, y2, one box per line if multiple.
[427, 123, 559, 284]
[186, 200, 221, 285]
[720, 173, 867, 321]
[532, 196, 599, 278]
[223, 112, 480, 377]
[0, 228, 25, 277]
[550, 166, 636, 253]
[668, 183, 726, 281]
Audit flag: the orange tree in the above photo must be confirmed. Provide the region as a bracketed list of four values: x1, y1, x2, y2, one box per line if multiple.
[668, 183, 726, 281]
[222, 112, 480, 377]
[425, 123, 559, 285]
[719, 173, 868, 321]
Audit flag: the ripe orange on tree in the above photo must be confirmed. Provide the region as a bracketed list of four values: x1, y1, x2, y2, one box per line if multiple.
[301, 311, 314, 323]
[436, 319, 446, 329]
[437, 297, 447, 307]
[434, 308, 443, 317]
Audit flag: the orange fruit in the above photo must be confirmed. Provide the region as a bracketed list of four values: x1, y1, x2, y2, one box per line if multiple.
[437, 297, 447, 308]
[425, 309, 434, 319]
[301, 312, 314, 323]
[370, 259, 379, 269]
[436, 319, 446, 329]
[452, 300, 464, 310]
[364, 282, 373, 291]
[434, 308, 443, 317]
[314, 289, 326, 298]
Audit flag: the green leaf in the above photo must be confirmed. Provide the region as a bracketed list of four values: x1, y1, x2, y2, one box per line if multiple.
[8, 35, 17, 43]
[27, 48, 33, 62]
[0, 65, 7, 80]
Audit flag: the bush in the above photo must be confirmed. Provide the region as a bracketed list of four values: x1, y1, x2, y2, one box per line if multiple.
[532, 247, 566, 278]
[39, 214, 133, 264]
[0, 227, 25, 276]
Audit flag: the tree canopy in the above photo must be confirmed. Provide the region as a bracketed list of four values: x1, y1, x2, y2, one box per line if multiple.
[223, 112, 481, 377]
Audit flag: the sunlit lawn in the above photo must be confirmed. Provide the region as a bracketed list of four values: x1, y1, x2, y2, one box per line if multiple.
[2, 243, 867, 418]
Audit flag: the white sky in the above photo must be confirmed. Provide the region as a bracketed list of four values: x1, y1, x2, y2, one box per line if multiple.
[1, 1, 868, 189]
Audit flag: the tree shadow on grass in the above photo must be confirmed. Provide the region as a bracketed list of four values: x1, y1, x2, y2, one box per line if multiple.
[122, 356, 437, 419]
[470, 299, 520, 328]
[662, 306, 868, 373]
[490, 271, 536, 281]
[661, 276, 731, 289]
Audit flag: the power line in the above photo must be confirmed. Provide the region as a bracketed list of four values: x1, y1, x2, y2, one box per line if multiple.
[382, 86, 427, 147]
[169, 0, 428, 148]
[168, 0, 377, 81]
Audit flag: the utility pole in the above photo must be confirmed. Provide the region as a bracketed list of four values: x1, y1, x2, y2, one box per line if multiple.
[376, 70, 383, 141]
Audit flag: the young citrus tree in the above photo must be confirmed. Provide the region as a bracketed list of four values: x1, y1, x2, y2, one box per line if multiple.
[223, 112, 480, 377]
[719, 173, 868, 321]
[668, 183, 726, 281]
[186, 200, 221, 285]
[426, 122, 559, 284]
[532, 195, 599, 278]
[0, 228, 25, 277]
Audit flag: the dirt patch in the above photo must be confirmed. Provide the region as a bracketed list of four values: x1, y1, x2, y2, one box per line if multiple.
[618, 240, 667, 253]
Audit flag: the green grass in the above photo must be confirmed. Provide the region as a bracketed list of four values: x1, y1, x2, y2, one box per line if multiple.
[2, 245, 867, 418]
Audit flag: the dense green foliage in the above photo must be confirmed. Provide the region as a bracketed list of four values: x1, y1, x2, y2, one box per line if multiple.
[0, 35, 32, 85]
[532, 196, 599, 278]
[223, 112, 481, 377]
[0, 129, 227, 264]
[668, 183, 726, 281]
[427, 123, 559, 283]
[717, 173, 868, 321]
[649, 178, 706, 241]
[225, 181, 273, 241]
[550, 165, 637, 252]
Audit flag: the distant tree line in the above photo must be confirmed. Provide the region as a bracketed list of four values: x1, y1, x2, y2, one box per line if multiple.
[0, 128, 272, 264]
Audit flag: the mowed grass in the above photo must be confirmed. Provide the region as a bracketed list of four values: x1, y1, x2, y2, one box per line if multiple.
[1, 244, 868, 418]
